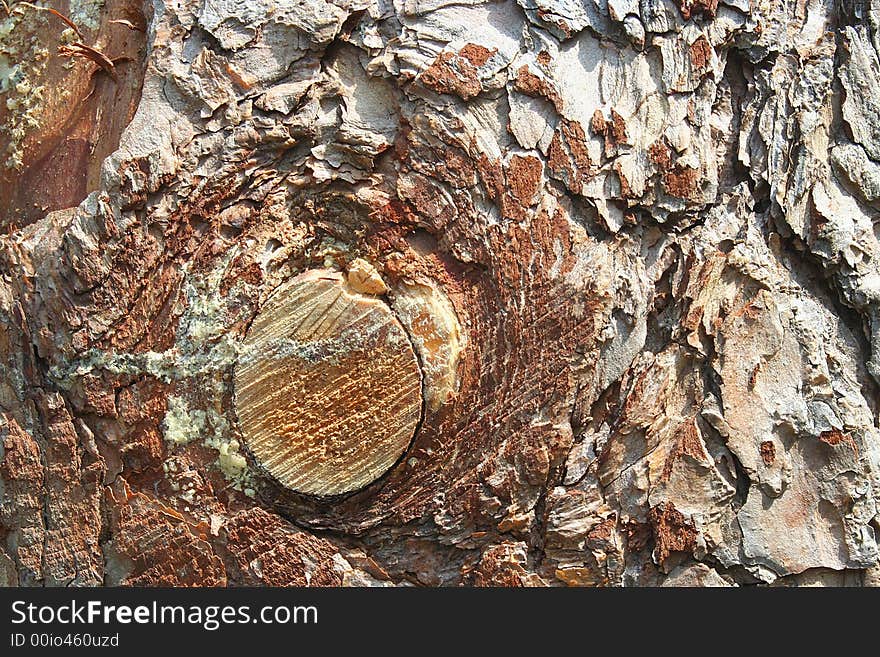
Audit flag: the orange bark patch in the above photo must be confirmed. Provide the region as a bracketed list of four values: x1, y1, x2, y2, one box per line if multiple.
[760, 440, 776, 466]
[663, 165, 700, 198]
[818, 429, 859, 457]
[614, 161, 634, 199]
[689, 36, 712, 70]
[506, 155, 543, 205]
[648, 502, 697, 564]
[678, 0, 719, 20]
[223, 508, 343, 586]
[591, 108, 628, 152]
[622, 519, 652, 552]
[105, 488, 226, 586]
[458, 43, 496, 67]
[819, 429, 847, 446]
[587, 517, 616, 543]
[648, 141, 672, 168]
[476, 153, 505, 203]
[473, 543, 527, 587]
[219, 254, 262, 296]
[514, 66, 564, 112]
[421, 51, 482, 100]
[0, 6, 149, 231]
[0, 418, 45, 579]
[74, 374, 117, 416]
[117, 378, 171, 472]
[548, 132, 573, 185]
[440, 146, 479, 186]
[561, 120, 591, 168]
[547, 119, 592, 194]
[611, 109, 628, 143]
[748, 362, 762, 389]
[117, 378, 170, 425]
[661, 418, 706, 481]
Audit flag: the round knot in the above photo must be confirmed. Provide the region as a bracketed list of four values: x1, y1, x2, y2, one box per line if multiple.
[233, 268, 423, 496]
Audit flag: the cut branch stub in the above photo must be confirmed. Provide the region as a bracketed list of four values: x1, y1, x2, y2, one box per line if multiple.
[233, 268, 423, 496]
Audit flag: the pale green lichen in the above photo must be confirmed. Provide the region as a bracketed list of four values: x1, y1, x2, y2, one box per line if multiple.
[217, 439, 247, 476]
[52, 253, 256, 495]
[178, 259, 233, 345]
[0, 54, 16, 94]
[162, 258, 257, 494]
[69, 0, 105, 31]
[0, 6, 51, 169]
[161, 459, 182, 491]
[0, 2, 93, 170]
[161, 392, 255, 495]
[161, 395, 207, 445]
[50, 257, 244, 384]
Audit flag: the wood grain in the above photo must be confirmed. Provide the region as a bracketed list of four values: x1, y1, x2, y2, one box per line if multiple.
[233, 269, 423, 496]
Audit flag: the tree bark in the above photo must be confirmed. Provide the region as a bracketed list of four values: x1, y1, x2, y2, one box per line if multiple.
[1, 0, 880, 587]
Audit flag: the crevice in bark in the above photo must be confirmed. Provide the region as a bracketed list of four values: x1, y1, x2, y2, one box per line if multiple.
[766, 201, 880, 411]
[716, 48, 751, 196]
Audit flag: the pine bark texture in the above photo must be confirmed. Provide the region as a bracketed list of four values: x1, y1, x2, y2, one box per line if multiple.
[1, 0, 880, 587]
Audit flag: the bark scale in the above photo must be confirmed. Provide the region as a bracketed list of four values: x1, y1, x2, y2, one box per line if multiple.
[1, 0, 879, 587]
